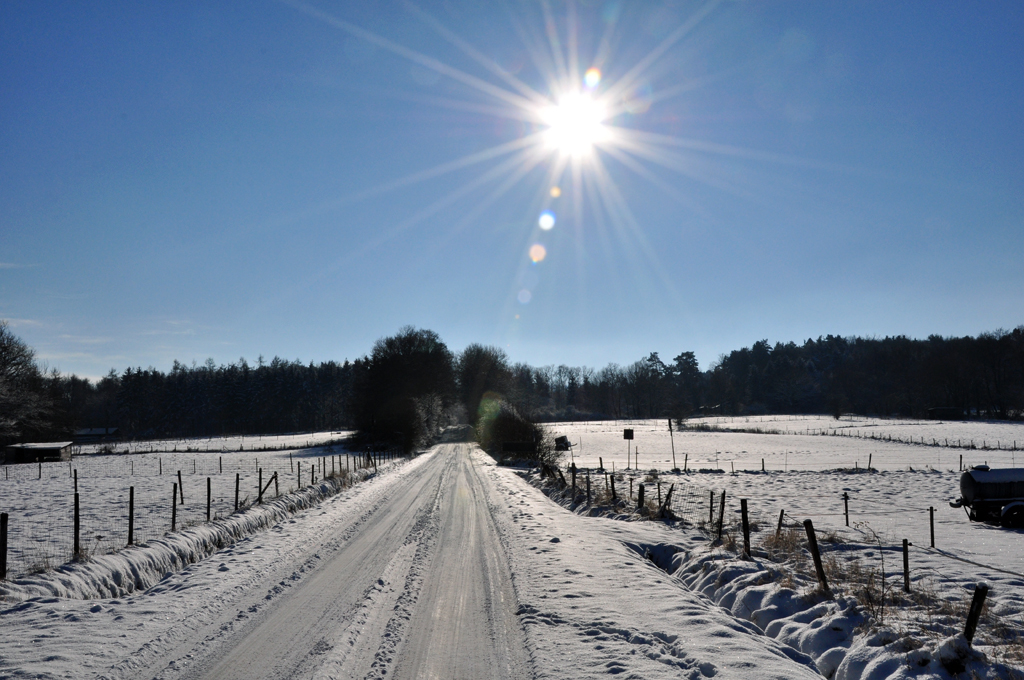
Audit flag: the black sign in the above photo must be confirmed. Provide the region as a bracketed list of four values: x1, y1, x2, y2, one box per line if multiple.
[623, 429, 634, 440]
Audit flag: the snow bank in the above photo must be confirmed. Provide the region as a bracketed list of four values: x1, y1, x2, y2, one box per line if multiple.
[673, 551, 1021, 679]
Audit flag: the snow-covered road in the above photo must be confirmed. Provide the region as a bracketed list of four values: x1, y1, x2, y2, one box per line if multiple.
[117, 443, 530, 680]
[4, 443, 830, 679]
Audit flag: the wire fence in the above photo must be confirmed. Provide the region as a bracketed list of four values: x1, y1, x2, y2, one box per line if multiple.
[550, 463, 1019, 584]
[533, 461, 1022, 655]
[0, 448, 402, 580]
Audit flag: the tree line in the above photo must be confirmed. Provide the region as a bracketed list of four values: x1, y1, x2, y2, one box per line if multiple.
[497, 330, 1024, 422]
[1, 321, 1022, 451]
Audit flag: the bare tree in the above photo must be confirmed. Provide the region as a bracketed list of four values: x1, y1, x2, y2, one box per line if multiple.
[0, 321, 52, 443]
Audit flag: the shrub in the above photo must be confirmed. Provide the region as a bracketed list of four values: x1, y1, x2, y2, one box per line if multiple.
[476, 396, 559, 466]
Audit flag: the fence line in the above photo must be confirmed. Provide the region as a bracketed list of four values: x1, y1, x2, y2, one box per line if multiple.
[0, 448, 403, 580]
[677, 423, 1020, 453]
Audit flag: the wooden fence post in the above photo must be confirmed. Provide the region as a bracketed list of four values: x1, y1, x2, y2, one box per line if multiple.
[571, 463, 577, 495]
[73, 491, 80, 559]
[902, 539, 910, 592]
[637, 483, 645, 510]
[128, 486, 135, 546]
[258, 468, 263, 505]
[717, 491, 726, 539]
[586, 471, 591, 504]
[776, 508, 785, 537]
[234, 473, 240, 512]
[219, 456, 222, 474]
[177, 470, 184, 504]
[1, 512, 8, 580]
[741, 499, 750, 558]
[171, 483, 177, 532]
[929, 507, 935, 548]
[803, 519, 829, 593]
[963, 583, 989, 644]
[274, 472, 279, 497]
[74, 468, 78, 494]
[843, 492, 850, 527]
[206, 477, 211, 521]
[659, 484, 674, 518]
[610, 474, 616, 501]
[709, 491, 715, 525]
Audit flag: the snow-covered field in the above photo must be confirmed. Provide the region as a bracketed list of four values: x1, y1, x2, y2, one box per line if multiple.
[696, 415, 1024, 454]
[549, 418, 1024, 472]
[2, 423, 1022, 680]
[0, 434, 375, 578]
[74, 430, 350, 456]
[539, 419, 1024, 674]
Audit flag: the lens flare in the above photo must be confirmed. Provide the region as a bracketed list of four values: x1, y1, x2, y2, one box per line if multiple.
[529, 243, 547, 263]
[538, 210, 556, 230]
[622, 83, 653, 115]
[584, 67, 602, 89]
[550, 186, 561, 198]
[517, 289, 532, 304]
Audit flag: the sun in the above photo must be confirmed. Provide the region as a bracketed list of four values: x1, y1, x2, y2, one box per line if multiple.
[540, 92, 610, 157]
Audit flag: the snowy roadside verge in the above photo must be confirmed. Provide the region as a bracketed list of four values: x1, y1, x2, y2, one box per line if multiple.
[0, 463, 398, 603]
[521, 466, 1024, 680]
[475, 451, 823, 680]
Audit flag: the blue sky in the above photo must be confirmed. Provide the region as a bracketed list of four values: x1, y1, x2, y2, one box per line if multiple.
[2, 1, 1022, 380]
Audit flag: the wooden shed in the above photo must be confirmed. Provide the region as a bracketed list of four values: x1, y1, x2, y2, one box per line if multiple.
[3, 442, 73, 464]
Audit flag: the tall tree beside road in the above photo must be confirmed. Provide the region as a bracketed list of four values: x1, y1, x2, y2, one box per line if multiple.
[352, 327, 457, 452]
[457, 344, 512, 427]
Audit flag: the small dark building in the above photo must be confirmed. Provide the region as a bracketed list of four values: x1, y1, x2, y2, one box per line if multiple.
[3, 442, 73, 465]
[73, 427, 118, 444]
[927, 407, 964, 420]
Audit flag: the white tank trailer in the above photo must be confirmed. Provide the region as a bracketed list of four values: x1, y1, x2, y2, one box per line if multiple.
[950, 465, 1024, 527]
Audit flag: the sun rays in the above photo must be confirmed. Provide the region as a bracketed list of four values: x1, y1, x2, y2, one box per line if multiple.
[281, 0, 766, 319]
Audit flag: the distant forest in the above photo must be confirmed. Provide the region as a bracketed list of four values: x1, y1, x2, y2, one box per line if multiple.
[1, 322, 1022, 449]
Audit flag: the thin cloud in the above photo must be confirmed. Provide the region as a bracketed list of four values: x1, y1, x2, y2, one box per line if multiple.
[0, 263, 39, 269]
[139, 328, 196, 336]
[58, 334, 113, 345]
[2, 318, 43, 328]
